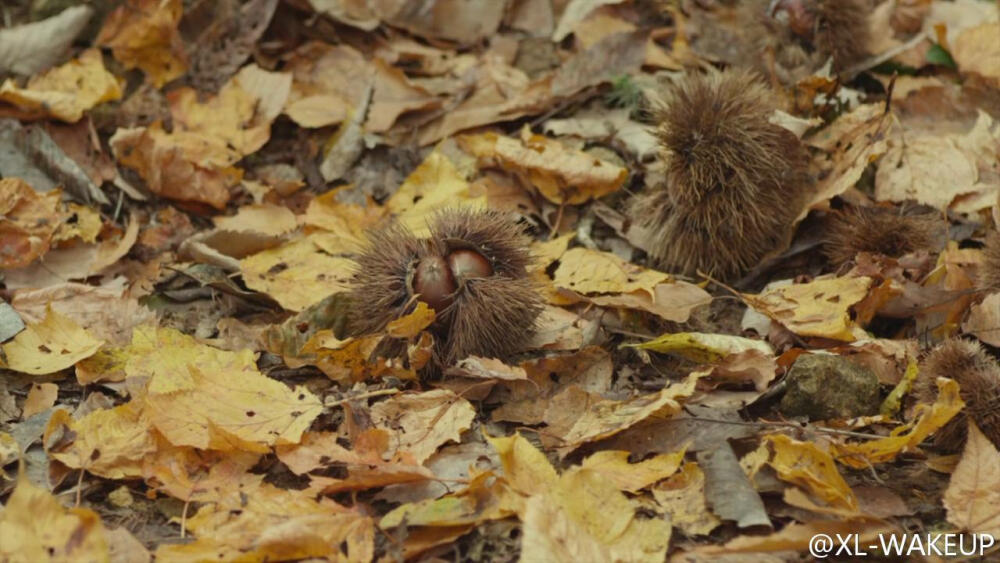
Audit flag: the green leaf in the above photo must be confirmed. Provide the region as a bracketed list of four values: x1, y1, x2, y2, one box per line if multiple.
[925, 43, 957, 69]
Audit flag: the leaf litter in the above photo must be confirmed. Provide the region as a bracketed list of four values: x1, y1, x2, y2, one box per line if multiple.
[0, 1, 999, 561]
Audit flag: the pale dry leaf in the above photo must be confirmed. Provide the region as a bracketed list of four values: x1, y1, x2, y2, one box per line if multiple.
[97, 0, 187, 87]
[45, 403, 155, 480]
[943, 421, 1000, 537]
[962, 292, 1000, 347]
[0, 475, 109, 561]
[240, 234, 354, 312]
[743, 276, 874, 342]
[1, 307, 103, 375]
[460, 129, 627, 205]
[0, 6, 94, 76]
[21, 383, 57, 420]
[369, 390, 476, 464]
[952, 24, 1000, 80]
[0, 48, 122, 123]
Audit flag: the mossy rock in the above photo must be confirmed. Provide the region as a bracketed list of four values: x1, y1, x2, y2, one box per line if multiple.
[779, 353, 881, 420]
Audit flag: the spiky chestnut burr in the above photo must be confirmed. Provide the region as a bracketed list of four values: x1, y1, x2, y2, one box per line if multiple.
[979, 231, 1000, 290]
[823, 205, 943, 266]
[347, 208, 543, 370]
[627, 68, 810, 281]
[747, 0, 870, 82]
[916, 339, 1000, 450]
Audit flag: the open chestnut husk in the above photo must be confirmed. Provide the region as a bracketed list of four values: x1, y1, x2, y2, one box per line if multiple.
[347, 208, 543, 371]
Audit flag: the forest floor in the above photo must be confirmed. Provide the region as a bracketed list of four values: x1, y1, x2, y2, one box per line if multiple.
[1, 0, 1000, 561]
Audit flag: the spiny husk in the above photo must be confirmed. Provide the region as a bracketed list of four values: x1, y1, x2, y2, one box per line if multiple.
[629, 68, 810, 280]
[916, 339, 1000, 450]
[347, 208, 543, 372]
[824, 205, 943, 266]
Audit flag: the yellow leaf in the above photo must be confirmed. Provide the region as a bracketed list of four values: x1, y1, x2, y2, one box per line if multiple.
[880, 358, 918, 416]
[386, 151, 485, 236]
[45, 403, 155, 480]
[96, 0, 187, 88]
[158, 483, 374, 563]
[0, 48, 121, 122]
[832, 377, 965, 469]
[459, 128, 627, 204]
[241, 234, 354, 312]
[651, 462, 721, 536]
[0, 474, 109, 562]
[0, 178, 65, 268]
[380, 471, 519, 528]
[213, 204, 298, 237]
[127, 326, 322, 451]
[626, 332, 772, 363]
[488, 432, 559, 496]
[765, 433, 857, 511]
[0, 432, 18, 478]
[22, 382, 57, 419]
[944, 421, 1000, 537]
[302, 186, 387, 242]
[953, 23, 1000, 81]
[544, 371, 701, 452]
[744, 276, 874, 341]
[369, 390, 476, 464]
[53, 203, 102, 244]
[386, 301, 435, 339]
[553, 247, 670, 295]
[2, 307, 103, 375]
[579, 448, 686, 493]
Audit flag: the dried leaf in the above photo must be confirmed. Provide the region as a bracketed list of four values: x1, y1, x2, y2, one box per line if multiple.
[0, 48, 121, 123]
[240, 234, 354, 312]
[44, 403, 155, 479]
[97, 0, 187, 87]
[385, 150, 486, 236]
[944, 421, 1000, 537]
[369, 390, 476, 464]
[1, 307, 103, 375]
[832, 378, 965, 469]
[743, 276, 874, 342]
[0, 178, 64, 268]
[0, 474, 109, 561]
[460, 128, 626, 205]
[0, 6, 94, 76]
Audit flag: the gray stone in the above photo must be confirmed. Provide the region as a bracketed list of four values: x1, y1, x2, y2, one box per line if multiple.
[779, 354, 881, 420]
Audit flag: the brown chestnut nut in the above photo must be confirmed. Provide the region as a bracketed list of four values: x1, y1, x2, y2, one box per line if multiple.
[447, 248, 494, 282]
[347, 208, 543, 371]
[627, 69, 810, 281]
[413, 254, 457, 312]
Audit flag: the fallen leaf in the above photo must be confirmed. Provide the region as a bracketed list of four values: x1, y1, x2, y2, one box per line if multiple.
[0, 178, 65, 268]
[1, 307, 103, 375]
[744, 276, 874, 342]
[0, 48, 122, 122]
[0, 474, 109, 561]
[460, 128, 627, 205]
[544, 371, 701, 453]
[44, 403, 155, 479]
[944, 421, 1000, 537]
[97, 0, 187, 87]
[651, 462, 722, 536]
[952, 23, 1000, 80]
[832, 378, 965, 468]
[962, 286, 1000, 347]
[579, 448, 686, 493]
[385, 150, 486, 236]
[240, 234, 354, 312]
[369, 390, 476, 464]
[21, 383, 57, 419]
[127, 326, 322, 451]
[213, 204, 298, 237]
[0, 5, 94, 76]
[765, 433, 858, 511]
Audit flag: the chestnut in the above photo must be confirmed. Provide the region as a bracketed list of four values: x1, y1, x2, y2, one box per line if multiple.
[348, 208, 543, 371]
